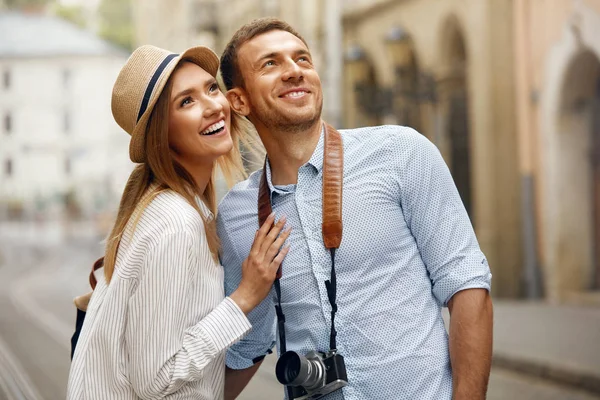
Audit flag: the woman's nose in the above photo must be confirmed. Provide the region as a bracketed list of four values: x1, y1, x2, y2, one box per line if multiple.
[202, 97, 224, 118]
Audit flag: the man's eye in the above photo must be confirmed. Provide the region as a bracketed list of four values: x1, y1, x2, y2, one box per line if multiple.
[263, 60, 275, 67]
[180, 96, 193, 107]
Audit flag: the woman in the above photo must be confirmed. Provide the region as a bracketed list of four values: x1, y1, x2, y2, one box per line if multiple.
[67, 45, 289, 399]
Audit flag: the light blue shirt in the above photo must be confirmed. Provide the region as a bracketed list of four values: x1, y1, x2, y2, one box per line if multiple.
[217, 125, 492, 399]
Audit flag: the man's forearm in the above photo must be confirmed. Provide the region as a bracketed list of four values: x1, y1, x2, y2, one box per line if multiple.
[224, 362, 263, 400]
[447, 288, 493, 399]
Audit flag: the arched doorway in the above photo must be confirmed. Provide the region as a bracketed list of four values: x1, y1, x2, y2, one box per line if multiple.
[382, 26, 423, 131]
[439, 20, 473, 224]
[556, 50, 600, 294]
[344, 43, 390, 128]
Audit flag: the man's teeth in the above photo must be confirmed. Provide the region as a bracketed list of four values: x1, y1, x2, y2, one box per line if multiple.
[284, 91, 306, 98]
[200, 120, 225, 135]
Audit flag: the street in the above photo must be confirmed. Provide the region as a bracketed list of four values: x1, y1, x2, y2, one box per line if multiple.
[0, 222, 598, 400]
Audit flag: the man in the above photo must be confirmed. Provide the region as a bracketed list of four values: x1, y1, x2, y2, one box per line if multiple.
[217, 18, 493, 400]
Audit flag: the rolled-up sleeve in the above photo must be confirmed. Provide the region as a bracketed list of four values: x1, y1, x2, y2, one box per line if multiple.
[218, 214, 277, 369]
[126, 232, 251, 399]
[392, 129, 492, 306]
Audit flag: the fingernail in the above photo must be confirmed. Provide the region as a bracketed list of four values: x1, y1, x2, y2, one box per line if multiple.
[270, 212, 275, 218]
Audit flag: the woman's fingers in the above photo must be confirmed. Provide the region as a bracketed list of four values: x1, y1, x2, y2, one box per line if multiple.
[249, 212, 276, 256]
[264, 226, 291, 262]
[270, 245, 290, 273]
[246, 213, 290, 279]
[259, 215, 287, 254]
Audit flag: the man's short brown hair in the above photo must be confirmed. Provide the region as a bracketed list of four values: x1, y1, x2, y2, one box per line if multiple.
[220, 17, 308, 91]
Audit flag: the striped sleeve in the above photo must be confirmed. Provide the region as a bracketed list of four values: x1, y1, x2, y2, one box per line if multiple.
[125, 231, 251, 399]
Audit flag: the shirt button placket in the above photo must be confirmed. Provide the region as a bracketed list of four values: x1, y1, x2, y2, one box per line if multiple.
[297, 169, 332, 345]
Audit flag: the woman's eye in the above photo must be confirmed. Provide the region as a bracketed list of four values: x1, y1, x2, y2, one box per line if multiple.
[209, 83, 220, 93]
[180, 96, 193, 107]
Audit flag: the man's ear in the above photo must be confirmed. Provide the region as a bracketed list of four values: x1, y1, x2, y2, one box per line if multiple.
[226, 88, 251, 117]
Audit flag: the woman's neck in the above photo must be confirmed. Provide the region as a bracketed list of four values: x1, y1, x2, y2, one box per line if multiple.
[181, 160, 213, 194]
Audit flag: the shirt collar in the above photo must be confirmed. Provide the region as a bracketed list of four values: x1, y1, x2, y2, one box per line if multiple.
[196, 197, 214, 221]
[306, 123, 326, 172]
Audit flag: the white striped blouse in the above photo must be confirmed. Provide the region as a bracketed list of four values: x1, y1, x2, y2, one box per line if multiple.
[67, 190, 252, 400]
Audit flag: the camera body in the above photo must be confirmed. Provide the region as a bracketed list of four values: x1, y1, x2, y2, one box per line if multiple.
[275, 350, 348, 399]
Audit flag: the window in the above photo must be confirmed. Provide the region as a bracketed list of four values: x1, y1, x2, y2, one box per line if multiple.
[64, 111, 70, 133]
[62, 69, 71, 89]
[3, 70, 9, 89]
[65, 158, 71, 176]
[4, 113, 11, 133]
[5, 159, 12, 177]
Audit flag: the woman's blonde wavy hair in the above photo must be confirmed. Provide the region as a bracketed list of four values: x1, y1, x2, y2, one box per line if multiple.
[102, 62, 262, 284]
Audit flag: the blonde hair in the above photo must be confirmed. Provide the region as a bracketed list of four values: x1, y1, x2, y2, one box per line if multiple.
[103, 64, 261, 283]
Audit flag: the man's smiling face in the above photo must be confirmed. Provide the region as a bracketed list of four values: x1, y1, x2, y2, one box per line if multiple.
[235, 29, 323, 133]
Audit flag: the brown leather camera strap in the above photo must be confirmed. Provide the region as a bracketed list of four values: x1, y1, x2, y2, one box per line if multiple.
[258, 122, 344, 263]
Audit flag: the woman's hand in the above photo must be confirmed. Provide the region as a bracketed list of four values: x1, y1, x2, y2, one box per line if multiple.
[230, 213, 291, 314]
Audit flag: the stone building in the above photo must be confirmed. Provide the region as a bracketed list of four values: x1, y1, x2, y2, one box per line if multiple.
[343, 0, 600, 303]
[516, 0, 600, 303]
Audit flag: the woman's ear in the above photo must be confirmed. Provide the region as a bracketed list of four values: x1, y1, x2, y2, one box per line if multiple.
[226, 88, 250, 116]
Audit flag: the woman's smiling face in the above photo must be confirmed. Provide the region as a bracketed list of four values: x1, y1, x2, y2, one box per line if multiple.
[167, 61, 233, 167]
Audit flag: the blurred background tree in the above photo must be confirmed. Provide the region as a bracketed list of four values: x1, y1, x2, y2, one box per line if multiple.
[52, 2, 86, 28]
[96, 0, 133, 50]
[3, 0, 133, 50]
[4, 0, 50, 8]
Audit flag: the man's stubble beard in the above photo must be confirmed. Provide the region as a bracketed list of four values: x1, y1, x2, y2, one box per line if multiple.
[255, 96, 323, 134]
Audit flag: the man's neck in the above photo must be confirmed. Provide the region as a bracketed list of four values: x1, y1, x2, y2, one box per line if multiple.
[257, 120, 323, 186]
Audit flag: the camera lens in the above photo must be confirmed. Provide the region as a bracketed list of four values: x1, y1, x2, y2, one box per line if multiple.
[276, 352, 301, 384]
[276, 351, 325, 390]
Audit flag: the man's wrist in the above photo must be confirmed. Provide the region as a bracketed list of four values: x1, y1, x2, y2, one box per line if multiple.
[453, 382, 486, 400]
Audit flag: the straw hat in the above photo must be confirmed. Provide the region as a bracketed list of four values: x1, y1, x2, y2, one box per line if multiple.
[111, 45, 219, 163]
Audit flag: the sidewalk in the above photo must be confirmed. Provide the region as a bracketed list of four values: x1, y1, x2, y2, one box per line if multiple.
[492, 300, 600, 395]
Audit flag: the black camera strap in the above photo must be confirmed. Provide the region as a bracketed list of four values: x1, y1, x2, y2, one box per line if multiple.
[325, 248, 338, 350]
[258, 122, 344, 357]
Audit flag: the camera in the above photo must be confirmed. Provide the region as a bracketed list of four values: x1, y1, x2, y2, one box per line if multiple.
[275, 350, 348, 399]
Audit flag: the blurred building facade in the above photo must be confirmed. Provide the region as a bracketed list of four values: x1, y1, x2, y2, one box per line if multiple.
[343, 0, 600, 303]
[0, 12, 131, 220]
[131, 0, 220, 52]
[516, 0, 600, 303]
[343, 0, 521, 299]
[131, 0, 600, 303]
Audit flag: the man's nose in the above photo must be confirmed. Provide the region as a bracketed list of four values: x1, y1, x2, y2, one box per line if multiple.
[281, 60, 303, 82]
